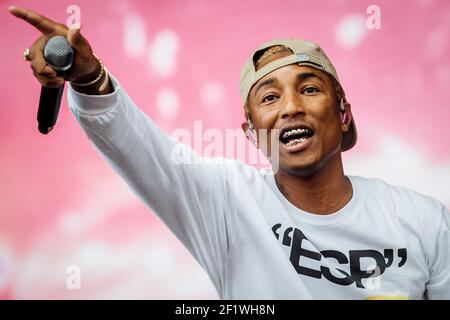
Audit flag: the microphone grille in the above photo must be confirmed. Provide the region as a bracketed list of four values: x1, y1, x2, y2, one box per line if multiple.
[44, 36, 74, 71]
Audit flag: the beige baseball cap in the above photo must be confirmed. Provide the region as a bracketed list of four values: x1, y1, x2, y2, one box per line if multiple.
[239, 38, 357, 152]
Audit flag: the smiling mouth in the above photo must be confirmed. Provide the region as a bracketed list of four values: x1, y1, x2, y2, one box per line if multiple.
[279, 126, 315, 147]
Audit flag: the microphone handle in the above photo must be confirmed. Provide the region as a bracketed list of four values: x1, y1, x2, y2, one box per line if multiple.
[37, 83, 65, 135]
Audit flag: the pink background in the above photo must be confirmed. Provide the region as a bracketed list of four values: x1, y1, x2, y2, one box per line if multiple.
[1, 0, 449, 299]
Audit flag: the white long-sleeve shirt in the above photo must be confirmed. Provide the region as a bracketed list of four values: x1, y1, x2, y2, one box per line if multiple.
[68, 74, 450, 299]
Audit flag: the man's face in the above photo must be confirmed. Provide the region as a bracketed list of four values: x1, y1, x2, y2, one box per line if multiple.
[245, 63, 351, 177]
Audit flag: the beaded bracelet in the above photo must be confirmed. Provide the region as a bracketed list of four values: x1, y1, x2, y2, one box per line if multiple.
[70, 53, 105, 87]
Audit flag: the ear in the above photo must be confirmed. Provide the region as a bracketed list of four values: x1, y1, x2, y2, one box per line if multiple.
[241, 120, 259, 148]
[241, 121, 249, 134]
[341, 100, 353, 133]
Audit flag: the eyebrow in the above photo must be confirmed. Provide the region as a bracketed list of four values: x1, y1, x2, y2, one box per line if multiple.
[253, 72, 326, 97]
[254, 77, 277, 97]
[297, 72, 325, 83]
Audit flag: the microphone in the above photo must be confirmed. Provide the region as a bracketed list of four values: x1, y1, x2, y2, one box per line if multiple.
[38, 36, 74, 134]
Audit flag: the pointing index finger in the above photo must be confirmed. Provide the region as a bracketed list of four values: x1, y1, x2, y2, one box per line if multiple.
[9, 6, 62, 35]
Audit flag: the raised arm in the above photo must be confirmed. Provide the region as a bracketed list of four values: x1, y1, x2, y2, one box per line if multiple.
[10, 5, 237, 293]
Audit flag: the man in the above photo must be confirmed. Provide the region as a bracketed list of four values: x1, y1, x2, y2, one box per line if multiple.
[10, 6, 449, 299]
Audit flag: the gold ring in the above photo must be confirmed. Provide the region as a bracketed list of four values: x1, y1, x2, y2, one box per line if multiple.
[23, 48, 31, 61]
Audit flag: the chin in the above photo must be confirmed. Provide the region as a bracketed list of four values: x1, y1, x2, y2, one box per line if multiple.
[278, 143, 342, 178]
[278, 155, 323, 178]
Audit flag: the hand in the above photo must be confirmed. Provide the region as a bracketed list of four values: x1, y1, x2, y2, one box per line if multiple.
[9, 5, 100, 88]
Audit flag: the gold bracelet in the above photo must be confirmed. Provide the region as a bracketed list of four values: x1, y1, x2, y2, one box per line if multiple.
[71, 53, 104, 87]
[98, 69, 110, 92]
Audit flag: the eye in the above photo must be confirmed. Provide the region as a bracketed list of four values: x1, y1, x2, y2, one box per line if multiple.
[302, 87, 319, 94]
[262, 94, 278, 103]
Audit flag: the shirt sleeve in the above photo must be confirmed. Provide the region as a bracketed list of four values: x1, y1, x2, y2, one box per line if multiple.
[67, 73, 236, 293]
[425, 202, 450, 300]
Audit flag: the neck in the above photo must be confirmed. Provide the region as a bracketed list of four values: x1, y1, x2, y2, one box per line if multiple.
[274, 153, 352, 215]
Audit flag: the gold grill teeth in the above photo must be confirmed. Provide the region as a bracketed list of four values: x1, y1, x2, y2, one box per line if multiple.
[286, 137, 307, 146]
[282, 128, 310, 140]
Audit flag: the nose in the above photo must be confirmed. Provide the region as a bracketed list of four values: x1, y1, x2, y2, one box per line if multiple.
[280, 90, 305, 119]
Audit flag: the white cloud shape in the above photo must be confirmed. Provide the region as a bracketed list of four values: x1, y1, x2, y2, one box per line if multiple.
[13, 232, 217, 299]
[156, 88, 180, 119]
[58, 173, 136, 236]
[345, 132, 450, 207]
[0, 240, 14, 292]
[335, 15, 368, 49]
[148, 30, 180, 77]
[424, 28, 448, 61]
[123, 13, 147, 58]
[201, 82, 225, 107]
